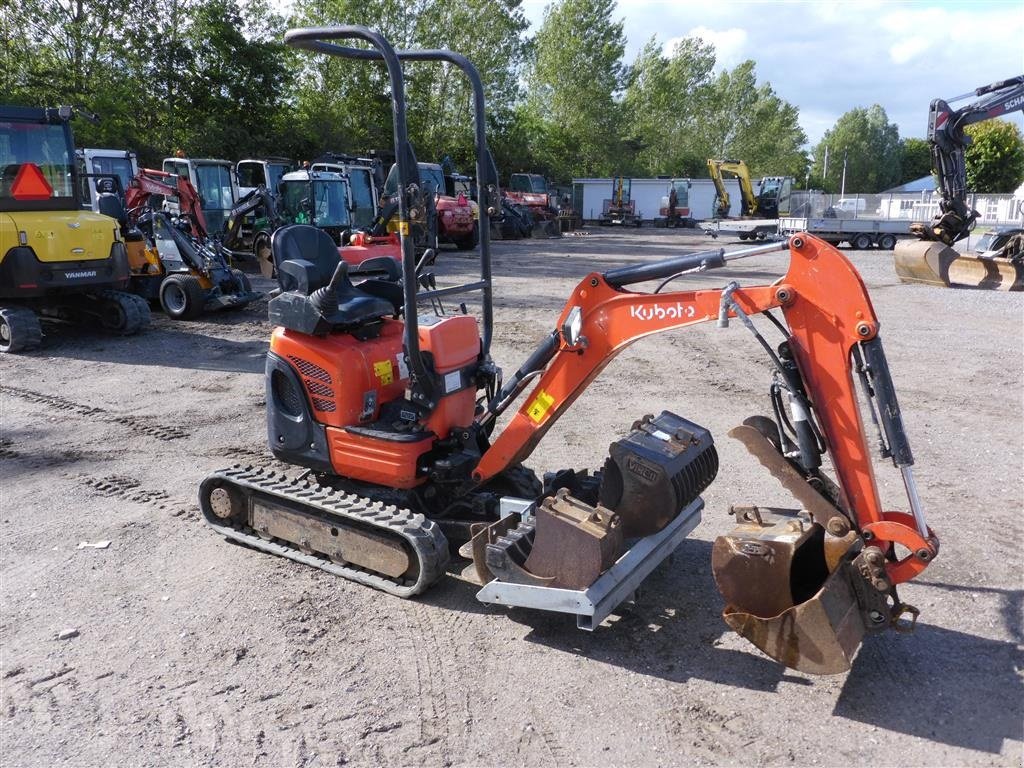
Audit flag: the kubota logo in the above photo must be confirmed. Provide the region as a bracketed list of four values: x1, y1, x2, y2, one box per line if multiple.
[629, 302, 696, 321]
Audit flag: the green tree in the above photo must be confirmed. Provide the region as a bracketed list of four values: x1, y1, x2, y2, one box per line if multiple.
[898, 137, 932, 185]
[811, 105, 902, 193]
[621, 36, 716, 177]
[523, 0, 626, 181]
[702, 61, 808, 180]
[965, 119, 1024, 193]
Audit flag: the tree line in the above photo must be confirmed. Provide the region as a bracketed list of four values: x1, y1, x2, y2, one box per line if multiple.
[3, 0, 1021, 193]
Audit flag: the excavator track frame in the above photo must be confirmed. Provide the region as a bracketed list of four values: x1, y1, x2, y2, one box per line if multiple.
[199, 465, 450, 597]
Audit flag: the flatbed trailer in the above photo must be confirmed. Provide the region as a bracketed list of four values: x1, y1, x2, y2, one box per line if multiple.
[698, 217, 777, 240]
[779, 216, 912, 249]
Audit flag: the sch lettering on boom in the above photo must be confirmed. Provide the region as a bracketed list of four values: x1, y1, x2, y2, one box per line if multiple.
[629, 303, 696, 321]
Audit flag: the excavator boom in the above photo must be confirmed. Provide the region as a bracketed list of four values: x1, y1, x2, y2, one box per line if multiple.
[895, 75, 1024, 290]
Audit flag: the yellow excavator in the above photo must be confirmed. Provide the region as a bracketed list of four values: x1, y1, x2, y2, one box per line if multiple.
[1, 105, 149, 353]
[894, 75, 1024, 291]
[707, 159, 791, 220]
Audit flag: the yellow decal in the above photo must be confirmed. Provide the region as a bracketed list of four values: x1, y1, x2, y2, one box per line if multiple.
[526, 389, 555, 423]
[373, 360, 394, 386]
[396, 220, 411, 236]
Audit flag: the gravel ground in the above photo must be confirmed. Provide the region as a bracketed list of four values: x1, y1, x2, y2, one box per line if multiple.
[1, 228, 1021, 767]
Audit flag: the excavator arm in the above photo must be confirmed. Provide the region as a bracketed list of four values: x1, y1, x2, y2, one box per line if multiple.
[707, 159, 758, 217]
[222, 185, 281, 251]
[473, 234, 936, 672]
[125, 168, 209, 240]
[918, 75, 1024, 245]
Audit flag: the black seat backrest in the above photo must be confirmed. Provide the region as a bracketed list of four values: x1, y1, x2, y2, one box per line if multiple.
[96, 184, 127, 229]
[271, 224, 340, 292]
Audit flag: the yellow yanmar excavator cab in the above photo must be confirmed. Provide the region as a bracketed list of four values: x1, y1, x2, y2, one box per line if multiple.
[0, 105, 149, 352]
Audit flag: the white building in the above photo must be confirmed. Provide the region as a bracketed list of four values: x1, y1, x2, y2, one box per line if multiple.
[571, 177, 743, 222]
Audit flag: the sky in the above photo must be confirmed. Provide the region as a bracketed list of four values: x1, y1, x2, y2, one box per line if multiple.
[519, 0, 1024, 145]
[270, 0, 1024, 147]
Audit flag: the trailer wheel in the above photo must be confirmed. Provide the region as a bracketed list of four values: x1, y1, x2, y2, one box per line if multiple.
[878, 234, 897, 250]
[0, 307, 43, 354]
[738, 233, 750, 241]
[160, 274, 206, 320]
[852, 233, 873, 250]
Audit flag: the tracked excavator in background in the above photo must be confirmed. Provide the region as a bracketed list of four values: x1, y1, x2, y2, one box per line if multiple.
[200, 27, 940, 675]
[707, 159, 791, 220]
[894, 75, 1024, 291]
[1, 105, 149, 353]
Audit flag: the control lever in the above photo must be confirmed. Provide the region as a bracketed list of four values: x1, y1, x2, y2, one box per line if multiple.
[309, 260, 348, 315]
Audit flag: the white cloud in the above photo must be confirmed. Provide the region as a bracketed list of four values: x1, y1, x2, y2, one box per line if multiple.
[889, 36, 933, 65]
[673, 26, 748, 69]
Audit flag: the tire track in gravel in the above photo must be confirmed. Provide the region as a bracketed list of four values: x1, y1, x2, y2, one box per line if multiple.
[400, 601, 463, 763]
[78, 474, 195, 519]
[1, 385, 189, 441]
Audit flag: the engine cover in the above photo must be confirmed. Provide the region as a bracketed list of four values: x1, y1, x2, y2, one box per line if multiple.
[599, 411, 718, 537]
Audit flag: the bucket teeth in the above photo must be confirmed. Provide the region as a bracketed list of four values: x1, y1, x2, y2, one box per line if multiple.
[484, 518, 552, 587]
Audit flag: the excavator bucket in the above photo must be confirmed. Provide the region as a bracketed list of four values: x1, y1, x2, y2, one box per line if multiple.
[532, 218, 562, 239]
[893, 239, 1024, 291]
[712, 507, 875, 675]
[471, 489, 624, 591]
[711, 423, 890, 674]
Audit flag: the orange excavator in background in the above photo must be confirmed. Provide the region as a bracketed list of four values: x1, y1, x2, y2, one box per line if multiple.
[200, 26, 939, 675]
[95, 168, 258, 318]
[894, 75, 1024, 290]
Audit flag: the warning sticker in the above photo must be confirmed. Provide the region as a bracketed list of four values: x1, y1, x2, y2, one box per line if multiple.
[373, 360, 394, 386]
[526, 389, 555, 423]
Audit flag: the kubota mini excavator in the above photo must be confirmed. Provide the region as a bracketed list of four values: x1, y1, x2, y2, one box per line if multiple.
[894, 75, 1024, 291]
[200, 27, 939, 675]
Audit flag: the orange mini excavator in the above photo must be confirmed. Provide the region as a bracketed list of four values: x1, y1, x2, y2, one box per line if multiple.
[200, 27, 939, 675]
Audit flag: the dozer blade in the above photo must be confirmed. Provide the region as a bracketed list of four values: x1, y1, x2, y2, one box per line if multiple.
[893, 240, 1024, 291]
[712, 507, 889, 675]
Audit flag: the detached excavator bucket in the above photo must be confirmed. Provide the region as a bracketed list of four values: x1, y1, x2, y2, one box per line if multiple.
[712, 507, 873, 675]
[893, 240, 1024, 291]
[471, 489, 624, 591]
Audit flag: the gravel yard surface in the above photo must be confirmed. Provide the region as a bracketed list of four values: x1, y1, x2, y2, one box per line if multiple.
[2, 228, 1021, 767]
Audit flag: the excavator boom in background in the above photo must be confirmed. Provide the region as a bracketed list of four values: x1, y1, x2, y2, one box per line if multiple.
[894, 75, 1024, 290]
[200, 26, 939, 676]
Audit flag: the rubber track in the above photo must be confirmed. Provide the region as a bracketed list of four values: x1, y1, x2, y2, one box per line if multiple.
[200, 465, 450, 598]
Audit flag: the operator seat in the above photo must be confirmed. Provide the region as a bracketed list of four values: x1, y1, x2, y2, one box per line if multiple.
[270, 224, 394, 329]
[95, 177, 129, 230]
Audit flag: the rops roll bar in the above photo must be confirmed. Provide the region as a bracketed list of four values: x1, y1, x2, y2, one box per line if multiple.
[285, 26, 498, 411]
